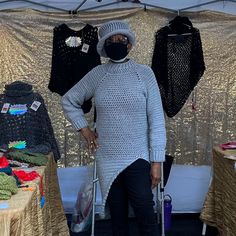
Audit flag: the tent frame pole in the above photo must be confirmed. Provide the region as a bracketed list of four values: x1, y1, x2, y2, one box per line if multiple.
[74, 0, 88, 12]
[139, 2, 176, 13]
[0, 0, 236, 14]
[0, 0, 69, 12]
[80, 1, 123, 12]
[139, 0, 236, 15]
[178, 0, 221, 12]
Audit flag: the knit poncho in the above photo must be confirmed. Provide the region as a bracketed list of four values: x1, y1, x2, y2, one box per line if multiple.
[151, 16, 205, 117]
[62, 59, 166, 215]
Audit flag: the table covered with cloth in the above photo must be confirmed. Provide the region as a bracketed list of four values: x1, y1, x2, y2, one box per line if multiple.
[200, 146, 236, 236]
[0, 153, 69, 236]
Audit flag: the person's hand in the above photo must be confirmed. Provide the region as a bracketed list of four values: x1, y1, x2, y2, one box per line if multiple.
[150, 162, 161, 188]
[80, 127, 98, 153]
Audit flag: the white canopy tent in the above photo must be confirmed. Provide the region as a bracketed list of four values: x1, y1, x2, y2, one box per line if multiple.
[0, 0, 236, 15]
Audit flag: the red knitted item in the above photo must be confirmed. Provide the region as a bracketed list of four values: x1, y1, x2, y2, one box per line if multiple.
[13, 169, 44, 196]
[0, 156, 9, 168]
[13, 170, 40, 181]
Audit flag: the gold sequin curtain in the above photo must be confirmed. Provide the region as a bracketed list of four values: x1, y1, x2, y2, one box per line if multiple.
[0, 8, 235, 166]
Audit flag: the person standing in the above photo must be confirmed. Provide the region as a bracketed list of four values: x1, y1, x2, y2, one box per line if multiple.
[62, 20, 166, 236]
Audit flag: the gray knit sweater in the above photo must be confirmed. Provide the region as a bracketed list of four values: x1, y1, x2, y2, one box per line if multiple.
[62, 59, 166, 214]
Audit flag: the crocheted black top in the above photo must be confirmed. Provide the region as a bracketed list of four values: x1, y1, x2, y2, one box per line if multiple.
[48, 23, 101, 113]
[151, 16, 205, 117]
[0, 81, 60, 161]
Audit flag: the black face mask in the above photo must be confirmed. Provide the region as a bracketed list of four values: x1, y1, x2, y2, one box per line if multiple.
[104, 43, 129, 61]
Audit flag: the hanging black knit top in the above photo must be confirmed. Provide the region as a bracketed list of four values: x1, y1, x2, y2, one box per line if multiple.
[0, 81, 60, 161]
[48, 23, 101, 113]
[151, 16, 205, 117]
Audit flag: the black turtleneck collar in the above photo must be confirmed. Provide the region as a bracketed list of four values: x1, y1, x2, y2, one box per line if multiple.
[4, 81, 33, 97]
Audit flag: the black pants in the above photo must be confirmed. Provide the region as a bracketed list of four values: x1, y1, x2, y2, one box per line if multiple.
[107, 159, 160, 236]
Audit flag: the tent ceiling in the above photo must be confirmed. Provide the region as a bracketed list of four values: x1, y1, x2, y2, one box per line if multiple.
[0, 0, 236, 15]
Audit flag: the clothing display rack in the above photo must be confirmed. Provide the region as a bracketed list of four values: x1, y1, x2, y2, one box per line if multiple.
[0, 0, 235, 14]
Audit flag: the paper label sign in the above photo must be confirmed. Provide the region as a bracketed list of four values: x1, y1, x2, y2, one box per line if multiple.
[81, 43, 90, 53]
[1, 103, 10, 113]
[30, 101, 41, 111]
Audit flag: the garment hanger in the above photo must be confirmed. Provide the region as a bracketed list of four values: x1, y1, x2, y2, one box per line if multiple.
[56, 12, 91, 37]
[66, 11, 89, 27]
[167, 12, 192, 37]
[167, 32, 192, 37]
[55, 14, 88, 30]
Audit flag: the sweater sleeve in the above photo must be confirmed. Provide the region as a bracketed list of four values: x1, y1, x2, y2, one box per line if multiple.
[142, 66, 166, 162]
[61, 67, 99, 130]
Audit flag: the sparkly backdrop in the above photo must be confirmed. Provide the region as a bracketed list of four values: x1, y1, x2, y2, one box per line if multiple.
[0, 8, 235, 167]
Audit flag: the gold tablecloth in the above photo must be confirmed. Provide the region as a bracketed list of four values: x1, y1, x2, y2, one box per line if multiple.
[0, 154, 70, 236]
[200, 146, 236, 236]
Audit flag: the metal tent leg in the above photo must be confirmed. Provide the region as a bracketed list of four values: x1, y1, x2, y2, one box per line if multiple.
[160, 162, 165, 236]
[202, 223, 207, 235]
[157, 162, 165, 236]
[91, 161, 98, 236]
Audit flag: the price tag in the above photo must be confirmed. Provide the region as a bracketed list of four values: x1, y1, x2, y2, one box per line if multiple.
[1, 103, 10, 113]
[81, 43, 90, 53]
[30, 101, 41, 111]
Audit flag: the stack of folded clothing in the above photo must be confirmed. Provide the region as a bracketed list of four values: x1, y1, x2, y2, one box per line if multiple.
[0, 172, 18, 200]
[6, 149, 48, 166]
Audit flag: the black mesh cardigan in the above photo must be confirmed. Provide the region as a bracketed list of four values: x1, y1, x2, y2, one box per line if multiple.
[151, 16, 205, 117]
[0, 81, 60, 161]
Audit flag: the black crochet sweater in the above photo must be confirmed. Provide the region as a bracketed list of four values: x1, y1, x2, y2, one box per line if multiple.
[151, 16, 205, 117]
[0, 81, 60, 161]
[48, 23, 101, 113]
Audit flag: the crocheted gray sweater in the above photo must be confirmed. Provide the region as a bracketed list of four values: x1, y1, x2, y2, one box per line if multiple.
[62, 59, 166, 214]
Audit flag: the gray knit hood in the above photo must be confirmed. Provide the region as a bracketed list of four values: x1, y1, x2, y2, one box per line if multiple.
[97, 20, 136, 58]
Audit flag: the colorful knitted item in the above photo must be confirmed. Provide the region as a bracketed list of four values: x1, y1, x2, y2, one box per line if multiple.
[13, 170, 40, 181]
[0, 189, 11, 200]
[6, 149, 48, 166]
[0, 172, 18, 199]
[0, 156, 9, 168]
[0, 166, 12, 175]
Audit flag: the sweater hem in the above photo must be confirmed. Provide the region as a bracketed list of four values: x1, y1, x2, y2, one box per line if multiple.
[98, 156, 149, 217]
